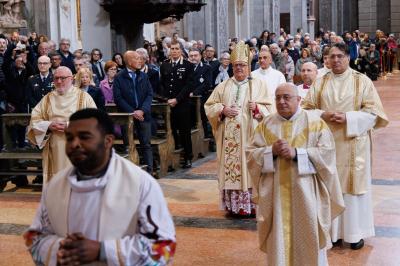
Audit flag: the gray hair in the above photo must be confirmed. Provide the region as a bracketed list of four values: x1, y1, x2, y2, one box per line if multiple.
[275, 82, 298, 96]
[136, 48, 149, 60]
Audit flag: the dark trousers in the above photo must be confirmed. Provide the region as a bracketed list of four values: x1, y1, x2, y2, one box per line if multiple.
[8, 125, 26, 148]
[171, 103, 193, 161]
[135, 120, 153, 173]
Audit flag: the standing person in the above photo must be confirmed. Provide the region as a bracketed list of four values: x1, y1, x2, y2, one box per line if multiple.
[112, 52, 125, 72]
[202, 45, 220, 83]
[281, 47, 295, 83]
[27, 66, 97, 184]
[214, 52, 232, 86]
[99, 60, 118, 104]
[75, 67, 105, 110]
[246, 83, 345, 266]
[27, 55, 53, 112]
[252, 50, 286, 106]
[57, 38, 75, 73]
[295, 48, 312, 76]
[113, 51, 154, 174]
[90, 48, 106, 81]
[160, 41, 194, 168]
[3, 53, 34, 149]
[188, 47, 213, 137]
[0, 36, 8, 151]
[302, 43, 389, 250]
[49, 52, 62, 74]
[317, 46, 331, 78]
[136, 48, 160, 96]
[270, 43, 285, 74]
[297, 62, 318, 100]
[205, 41, 273, 217]
[24, 108, 176, 266]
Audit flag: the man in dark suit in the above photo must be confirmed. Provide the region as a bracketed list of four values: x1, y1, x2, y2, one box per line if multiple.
[27, 55, 53, 112]
[57, 38, 75, 74]
[188, 48, 212, 138]
[90, 48, 105, 81]
[160, 41, 194, 168]
[113, 51, 154, 174]
[202, 45, 220, 85]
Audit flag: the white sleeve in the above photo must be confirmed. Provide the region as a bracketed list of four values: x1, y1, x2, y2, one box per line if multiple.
[103, 175, 176, 266]
[262, 146, 275, 173]
[296, 148, 317, 175]
[31, 121, 52, 148]
[346, 111, 377, 137]
[24, 188, 63, 266]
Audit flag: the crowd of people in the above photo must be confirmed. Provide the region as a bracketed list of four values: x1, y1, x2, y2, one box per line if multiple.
[0, 27, 394, 265]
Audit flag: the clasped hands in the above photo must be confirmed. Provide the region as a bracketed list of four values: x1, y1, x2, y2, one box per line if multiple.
[49, 121, 67, 133]
[321, 111, 346, 124]
[132, 110, 144, 121]
[272, 139, 296, 160]
[57, 232, 100, 266]
[222, 101, 257, 118]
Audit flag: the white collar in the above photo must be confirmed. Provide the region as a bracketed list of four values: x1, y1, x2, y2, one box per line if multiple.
[277, 107, 302, 121]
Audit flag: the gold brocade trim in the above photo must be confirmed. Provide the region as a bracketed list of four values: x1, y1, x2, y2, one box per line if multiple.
[78, 90, 84, 109]
[116, 239, 125, 266]
[349, 74, 361, 193]
[43, 94, 50, 121]
[317, 74, 329, 108]
[291, 120, 328, 148]
[44, 238, 58, 266]
[255, 122, 279, 146]
[280, 121, 293, 266]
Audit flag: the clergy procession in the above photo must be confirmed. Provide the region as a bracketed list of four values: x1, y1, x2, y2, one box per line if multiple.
[0, 2, 399, 265]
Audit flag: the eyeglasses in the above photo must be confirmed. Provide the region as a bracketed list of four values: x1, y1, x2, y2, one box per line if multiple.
[53, 76, 72, 81]
[275, 95, 297, 101]
[38, 62, 50, 65]
[61, 43, 70, 46]
[329, 54, 346, 59]
[232, 63, 248, 68]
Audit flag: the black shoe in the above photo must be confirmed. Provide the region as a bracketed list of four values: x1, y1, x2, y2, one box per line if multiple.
[332, 239, 343, 247]
[182, 160, 192, 168]
[32, 175, 43, 184]
[350, 239, 364, 250]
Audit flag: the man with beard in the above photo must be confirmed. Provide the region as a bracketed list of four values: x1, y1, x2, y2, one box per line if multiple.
[24, 108, 176, 266]
[27, 66, 97, 184]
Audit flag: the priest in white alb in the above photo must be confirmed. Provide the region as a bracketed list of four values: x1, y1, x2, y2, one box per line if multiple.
[24, 109, 176, 266]
[252, 50, 286, 109]
[302, 43, 389, 250]
[205, 41, 273, 216]
[247, 83, 345, 266]
[27, 66, 97, 184]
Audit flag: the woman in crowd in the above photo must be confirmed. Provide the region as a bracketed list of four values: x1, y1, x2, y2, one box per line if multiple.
[257, 30, 272, 49]
[75, 68, 105, 110]
[99, 60, 118, 104]
[281, 47, 295, 83]
[112, 52, 125, 72]
[295, 47, 312, 75]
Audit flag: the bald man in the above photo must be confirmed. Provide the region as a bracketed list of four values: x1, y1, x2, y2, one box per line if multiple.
[297, 62, 318, 99]
[27, 66, 97, 184]
[113, 50, 154, 174]
[247, 83, 344, 265]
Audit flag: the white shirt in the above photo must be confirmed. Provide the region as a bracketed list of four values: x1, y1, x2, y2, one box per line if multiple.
[252, 66, 286, 96]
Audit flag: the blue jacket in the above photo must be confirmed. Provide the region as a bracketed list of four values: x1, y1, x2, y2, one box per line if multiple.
[113, 68, 153, 121]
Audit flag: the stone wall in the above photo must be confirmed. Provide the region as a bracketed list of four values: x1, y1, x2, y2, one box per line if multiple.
[391, 0, 400, 35]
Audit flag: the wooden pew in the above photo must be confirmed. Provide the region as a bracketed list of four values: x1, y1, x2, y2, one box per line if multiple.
[190, 95, 209, 160]
[0, 113, 139, 191]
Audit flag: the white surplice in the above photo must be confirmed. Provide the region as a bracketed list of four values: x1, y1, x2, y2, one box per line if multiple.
[25, 151, 176, 266]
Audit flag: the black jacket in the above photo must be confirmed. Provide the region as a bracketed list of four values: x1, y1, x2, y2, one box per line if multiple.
[86, 85, 105, 111]
[27, 72, 53, 111]
[57, 50, 76, 74]
[160, 58, 194, 104]
[192, 62, 212, 97]
[113, 68, 153, 121]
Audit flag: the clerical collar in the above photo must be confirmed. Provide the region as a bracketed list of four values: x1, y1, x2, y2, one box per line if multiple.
[332, 67, 352, 80]
[277, 107, 302, 121]
[259, 66, 272, 74]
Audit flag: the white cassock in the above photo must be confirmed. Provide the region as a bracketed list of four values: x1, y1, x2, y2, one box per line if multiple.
[296, 83, 311, 100]
[252, 66, 286, 105]
[317, 66, 330, 78]
[24, 151, 176, 266]
[302, 68, 389, 244]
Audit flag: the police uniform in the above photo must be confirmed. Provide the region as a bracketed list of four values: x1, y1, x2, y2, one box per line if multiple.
[27, 72, 53, 112]
[160, 57, 194, 166]
[191, 62, 212, 137]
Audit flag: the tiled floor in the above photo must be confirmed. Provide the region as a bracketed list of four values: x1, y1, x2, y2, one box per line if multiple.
[0, 73, 400, 265]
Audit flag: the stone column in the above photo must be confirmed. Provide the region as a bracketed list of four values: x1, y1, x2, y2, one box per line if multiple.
[290, 0, 307, 35]
[391, 0, 400, 35]
[214, 0, 229, 54]
[358, 0, 377, 35]
[266, 0, 280, 36]
[307, 0, 316, 39]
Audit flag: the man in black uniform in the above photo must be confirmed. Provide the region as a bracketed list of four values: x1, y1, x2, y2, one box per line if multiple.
[188, 48, 212, 138]
[27, 55, 53, 112]
[160, 41, 194, 168]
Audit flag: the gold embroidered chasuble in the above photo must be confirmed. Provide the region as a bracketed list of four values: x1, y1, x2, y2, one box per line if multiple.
[27, 87, 97, 184]
[246, 110, 344, 266]
[302, 68, 388, 194]
[205, 77, 272, 191]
